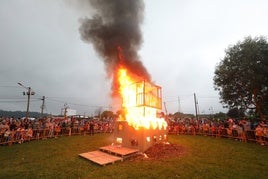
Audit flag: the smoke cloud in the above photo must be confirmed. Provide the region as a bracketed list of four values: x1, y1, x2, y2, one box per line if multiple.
[79, 0, 151, 96]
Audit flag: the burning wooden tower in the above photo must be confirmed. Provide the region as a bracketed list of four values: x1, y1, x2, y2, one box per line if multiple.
[113, 78, 168, 152]
[79, 0, 168, 165]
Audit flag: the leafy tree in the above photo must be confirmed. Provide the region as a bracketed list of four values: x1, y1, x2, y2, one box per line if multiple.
[227, 108, 244, 119]
[213, 112, 227, 120]
[214, 36, 268, 120]
[100, 110, 114, 120]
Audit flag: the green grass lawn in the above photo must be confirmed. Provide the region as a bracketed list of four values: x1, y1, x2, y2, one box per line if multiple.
[0, 134, 267, 179]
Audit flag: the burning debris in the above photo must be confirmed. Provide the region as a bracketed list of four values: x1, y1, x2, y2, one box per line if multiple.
[145, 143, 185, 159]
[133, 143, 186, 160]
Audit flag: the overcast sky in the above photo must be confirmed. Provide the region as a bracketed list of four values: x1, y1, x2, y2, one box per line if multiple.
[1, 0, 268, 116]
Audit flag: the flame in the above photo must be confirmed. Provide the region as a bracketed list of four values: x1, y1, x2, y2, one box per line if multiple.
[117, 65, 167, 130]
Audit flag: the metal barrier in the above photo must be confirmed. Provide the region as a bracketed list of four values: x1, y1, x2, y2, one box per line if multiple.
[0, 126, 113, 146]
[0, 125, 266, 146]
[168, 125, 268, 145]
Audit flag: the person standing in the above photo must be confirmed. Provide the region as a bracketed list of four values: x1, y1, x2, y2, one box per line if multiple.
[255, 124, 264, 145]
[89, 121, 94, 136]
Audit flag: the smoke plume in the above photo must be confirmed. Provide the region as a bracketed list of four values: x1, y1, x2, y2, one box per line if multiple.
[79, 0, 151, 96]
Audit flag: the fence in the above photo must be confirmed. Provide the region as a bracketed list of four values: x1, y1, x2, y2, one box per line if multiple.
[0, 126, 112, 146]
[168, 126, 268, 145]
[1, 125, 267, 146]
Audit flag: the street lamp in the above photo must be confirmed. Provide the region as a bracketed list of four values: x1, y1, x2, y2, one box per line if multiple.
[18, 82, 35, 119]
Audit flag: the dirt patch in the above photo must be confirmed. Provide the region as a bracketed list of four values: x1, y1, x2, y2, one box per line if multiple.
[132, 143, 186, 160]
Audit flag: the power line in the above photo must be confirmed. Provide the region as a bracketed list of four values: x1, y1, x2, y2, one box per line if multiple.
[46, 98, 108, 108]
[0, 100, 27, 103]
[0, 86, 21, 88]
[0, 97, 26, 100]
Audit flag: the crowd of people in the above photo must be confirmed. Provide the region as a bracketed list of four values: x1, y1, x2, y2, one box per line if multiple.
[168, 117, 268, 145]
[0, 116, 114, 145]
[0, 115, 267, 146]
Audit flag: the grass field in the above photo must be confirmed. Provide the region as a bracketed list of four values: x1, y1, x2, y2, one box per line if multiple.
[0, 134, 267, 179]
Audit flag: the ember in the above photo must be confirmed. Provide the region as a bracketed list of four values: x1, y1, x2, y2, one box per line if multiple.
[132, 143, 186, 160]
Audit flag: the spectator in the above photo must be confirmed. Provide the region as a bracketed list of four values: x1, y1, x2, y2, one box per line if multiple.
[263, 126, 268, 145]
[25, 127, 33, 142]
[0, 121, 9, 134]
[3, 128, 12, 145]
[89, 121, 94, 136]
[9, 121, 17, 131]
[16, 125, 25, 144]
[83, 122, 89, 136]
[202, 123, 209, 136]
[237, 123, 246, 142]
[48, 119, 54, 138]
[211, 125, 216, 137]
[54, 123, 61, 138]
[255, 124, 264, 145]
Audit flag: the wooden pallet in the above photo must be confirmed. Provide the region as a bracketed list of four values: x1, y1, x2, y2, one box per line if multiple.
[79, 150, 123, 166]
[99, 145, 139, 158]
[79, 146, 139, 166]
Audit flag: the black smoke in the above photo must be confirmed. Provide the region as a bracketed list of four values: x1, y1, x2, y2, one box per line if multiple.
[79, 0, 151, 95]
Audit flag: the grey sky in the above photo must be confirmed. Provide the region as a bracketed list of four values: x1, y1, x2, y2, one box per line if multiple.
[1, 0, 268, 116]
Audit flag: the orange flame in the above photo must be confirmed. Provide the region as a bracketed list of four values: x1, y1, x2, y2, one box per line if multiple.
[117, 65, 167, 130]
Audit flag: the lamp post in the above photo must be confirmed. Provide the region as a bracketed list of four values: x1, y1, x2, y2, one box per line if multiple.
[18, 82, 35, 119]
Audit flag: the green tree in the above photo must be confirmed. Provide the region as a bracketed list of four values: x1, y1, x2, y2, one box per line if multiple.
[214, 36, 268, 120]
[227, 108, 244, 119]
[213, 112, 227, 120]
[100, 110, 114, 120]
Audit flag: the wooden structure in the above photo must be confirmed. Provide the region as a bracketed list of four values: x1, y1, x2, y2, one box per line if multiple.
[79, 145, 139, 166]
[113, 121, 167, 152]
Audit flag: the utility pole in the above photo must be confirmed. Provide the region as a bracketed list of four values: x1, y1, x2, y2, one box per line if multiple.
[26, 87, 31, 118]
[194, 93, 198, 120]
[164, 102, 168, 116]
[18, 82, 35, 119]
[41, 96, 45, 117]
[178, 96, 181, 113]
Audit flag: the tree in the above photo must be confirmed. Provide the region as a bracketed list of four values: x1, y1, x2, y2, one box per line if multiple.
[100, 110, 114, 120]
[214, 36, 268, 120]
[213, 112, 227, 120]
[227, 108, 244, 119]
